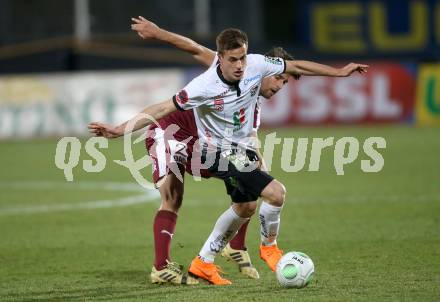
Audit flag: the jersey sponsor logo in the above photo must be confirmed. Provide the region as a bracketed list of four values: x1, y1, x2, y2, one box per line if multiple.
[250, 85, 258, 97]
[244, 74, 261, 85]
[213, 89, 230, 99]
[233, 108, 247, 131]
[214, 98, 224, 111]
[176, 89, 188, 104]
[264, 56, 283, 65]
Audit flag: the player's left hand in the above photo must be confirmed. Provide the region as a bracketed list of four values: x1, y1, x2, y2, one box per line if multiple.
[339, 63, 369, 77]
[131, 16, 160, 40]
[88, 122, 123, 138]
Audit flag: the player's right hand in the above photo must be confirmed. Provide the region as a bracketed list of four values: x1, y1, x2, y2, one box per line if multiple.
[131, 16, 160, 40]
[88, 122, 123, 138]
[339, 63, 369, 77]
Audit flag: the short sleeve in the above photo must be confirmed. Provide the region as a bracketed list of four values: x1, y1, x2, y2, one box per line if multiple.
[172, 76, 208, 111]
[251, 54, 286, 78]
[208, 52, 220, 70]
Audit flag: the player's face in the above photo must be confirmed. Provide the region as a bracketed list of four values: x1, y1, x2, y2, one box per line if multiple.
[259, 74, 289, 98]
[218, 44, 248, 82]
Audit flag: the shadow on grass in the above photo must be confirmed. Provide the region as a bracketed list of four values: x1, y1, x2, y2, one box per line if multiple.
[1, 268, 319, 301]
[1, 269, 214, 302]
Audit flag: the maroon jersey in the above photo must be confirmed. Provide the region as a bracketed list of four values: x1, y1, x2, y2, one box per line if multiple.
[153, 109, 198, 142]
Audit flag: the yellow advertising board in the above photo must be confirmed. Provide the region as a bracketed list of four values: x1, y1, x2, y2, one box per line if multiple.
[416, 65, 440, 125]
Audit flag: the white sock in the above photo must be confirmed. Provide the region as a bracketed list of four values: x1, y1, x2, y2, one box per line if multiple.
[259, 201, 283, 246]
[199, 207, 249, 263]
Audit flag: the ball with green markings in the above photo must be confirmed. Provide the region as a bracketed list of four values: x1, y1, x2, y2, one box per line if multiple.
[276, 251, 315, 288]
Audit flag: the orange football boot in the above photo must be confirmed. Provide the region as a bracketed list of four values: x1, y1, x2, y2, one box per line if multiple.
[259, 244, 283, 271]
[189, 256, 232, 285]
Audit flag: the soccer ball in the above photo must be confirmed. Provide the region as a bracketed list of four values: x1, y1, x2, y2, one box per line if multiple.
[275, 251, 315, 288]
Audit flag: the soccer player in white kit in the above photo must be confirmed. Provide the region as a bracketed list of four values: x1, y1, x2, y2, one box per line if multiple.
[131, 16, 304, 285]
[89, 28, 369, 285]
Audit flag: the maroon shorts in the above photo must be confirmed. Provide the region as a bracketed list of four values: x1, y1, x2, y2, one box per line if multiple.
[145, 110, 211, 185]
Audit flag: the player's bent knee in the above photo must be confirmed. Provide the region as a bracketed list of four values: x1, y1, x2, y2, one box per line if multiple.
[168, 193, 184, 208]
[159, 185, 184, 212]
[278, 182, 286, 202]
[233, 201, 257, 218]
[160, 193, 183, 212]
[273, 182, 286, 206]
[261, 180, 286, 207]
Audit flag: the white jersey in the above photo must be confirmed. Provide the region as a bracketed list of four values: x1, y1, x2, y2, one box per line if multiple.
[173, 54, 285, 151]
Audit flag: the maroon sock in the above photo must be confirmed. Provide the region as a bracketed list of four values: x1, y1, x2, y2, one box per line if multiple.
[229, 219, 249, 250]
[153, 210, 177, 270]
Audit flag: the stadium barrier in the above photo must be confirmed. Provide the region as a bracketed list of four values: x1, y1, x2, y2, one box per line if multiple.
[0, 62, 437, 139]
[260, 62, 416, 125]
[416, 64, 440, 126]
[0, 69, 183, 139]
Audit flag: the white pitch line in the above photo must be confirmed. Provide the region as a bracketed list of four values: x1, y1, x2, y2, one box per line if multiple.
[0, 193, 159, 215]
[0, 181, 160, 215]
[0, 180, 146, 192]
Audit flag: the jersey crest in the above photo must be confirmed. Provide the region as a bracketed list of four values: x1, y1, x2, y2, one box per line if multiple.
[214, 99, 224, 111]
[176, 89, 189, 104]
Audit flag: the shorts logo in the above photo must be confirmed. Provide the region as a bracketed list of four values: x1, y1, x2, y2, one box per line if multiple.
[214, 99, 224, 111]
[264, 56, 282, 65]
[172, 142, 187, 164]
[176, 89, 188, 104]
[233, 108, 246, 131]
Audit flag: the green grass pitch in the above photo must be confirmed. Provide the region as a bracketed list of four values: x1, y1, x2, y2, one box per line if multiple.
[0, 126, 439, 301]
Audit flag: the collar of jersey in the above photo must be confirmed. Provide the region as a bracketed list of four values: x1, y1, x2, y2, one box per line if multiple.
[216, 65, 241, 96]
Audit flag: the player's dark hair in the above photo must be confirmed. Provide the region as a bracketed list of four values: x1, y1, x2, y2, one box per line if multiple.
[216, 28, 248, 54]
[265, 47, 294, 61]
[265, 47, 300, 80]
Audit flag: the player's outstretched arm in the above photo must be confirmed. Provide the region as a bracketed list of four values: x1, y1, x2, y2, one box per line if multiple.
[88, 99, 176, 138]
[285, 60, 369, 77]
[131, 16, 216, 67]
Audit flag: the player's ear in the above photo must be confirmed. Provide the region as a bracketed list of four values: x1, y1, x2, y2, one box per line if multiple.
[217, 52, 224, 62]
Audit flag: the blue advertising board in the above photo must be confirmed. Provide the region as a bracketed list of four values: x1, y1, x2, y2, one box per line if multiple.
[296, 0, 439, 58]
